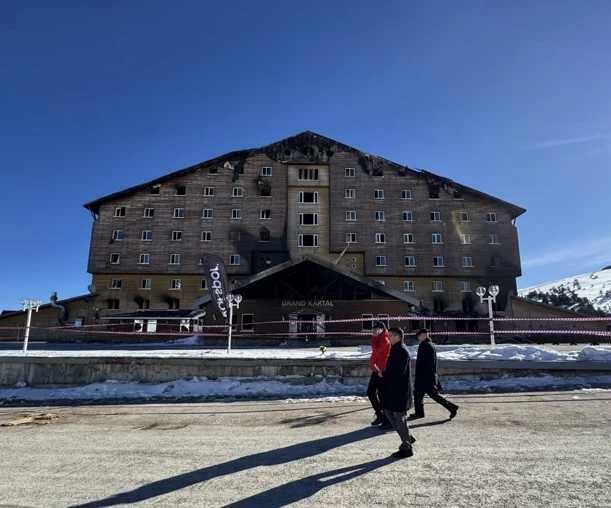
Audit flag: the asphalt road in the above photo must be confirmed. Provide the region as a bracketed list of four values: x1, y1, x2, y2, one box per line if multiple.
[1, 391, 610, 508]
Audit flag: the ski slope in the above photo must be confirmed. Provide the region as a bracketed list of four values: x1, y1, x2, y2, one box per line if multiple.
[519, 268, 611, 313]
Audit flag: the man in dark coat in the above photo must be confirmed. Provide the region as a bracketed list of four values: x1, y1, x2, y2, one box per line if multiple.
[410, 328, 459, 420]
[380, 327, 416, 458]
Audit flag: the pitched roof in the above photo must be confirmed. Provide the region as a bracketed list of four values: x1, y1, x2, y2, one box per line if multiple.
[195, 254, 422, 307]
[83, 130, 526, 218]
[0, 293, 97, 320]
[508, 294, 603, 318]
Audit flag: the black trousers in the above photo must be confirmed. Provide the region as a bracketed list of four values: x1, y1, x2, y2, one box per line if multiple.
[367, 372, 384, 415]
[414, 386, 457, 416]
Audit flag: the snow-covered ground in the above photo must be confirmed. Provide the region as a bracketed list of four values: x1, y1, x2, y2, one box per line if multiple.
[519, 267, 611, 312]
[4, 345, 611, 361]
[2, 373, 611, 403]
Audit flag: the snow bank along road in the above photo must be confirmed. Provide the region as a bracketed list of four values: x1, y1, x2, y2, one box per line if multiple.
[1, 391, 610, 508]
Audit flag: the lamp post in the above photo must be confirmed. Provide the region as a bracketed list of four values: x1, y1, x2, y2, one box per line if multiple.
[476, 285, 499, 348]
[21, 299, 42, 353]
[226, 294, 243, 353]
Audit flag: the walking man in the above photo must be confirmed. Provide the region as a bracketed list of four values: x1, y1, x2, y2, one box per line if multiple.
[410, 328, 459, 420]
[367, 321, 391, 427]
[381, 327, 416, 458]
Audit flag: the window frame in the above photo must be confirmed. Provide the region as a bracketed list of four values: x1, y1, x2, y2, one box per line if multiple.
[345, 167, 356, 177]
[204, 187, 215, 197]
[138, 253, 150, 265]
[374, 189, 385, 200]
[110, 278, 122, 290]
[299, 213, 319, 226]
[401, 190, 412, 200]
[460, 234, 471, 245]
[403, 233, 414, 244]
[169, 253, 181, 265]
[140, 230, 153, 241]
[260, 209, 271, 220]
[345, 189, 356, 199]
[298, 234, 319, 248]
[202, 209, 214, 219]
[114, 207, 126, 217]
[109, 253, 120, 264]
[241, 314, 255, 332]
[375, 255, 387, 267]
[112, 230, 123, 241]
[140, 278, 152, 290]
[143, 207, 154, 218]
[261, 166, 273, 176]
[232, 187, 244, 198]
[404, 256, 416, 267]
[460, 281, 472, 292]
[431, 233, 443, 244]
[229, 254, 241, 266]
[404, 280, 415, 292]
[487, 212, 498, 223]
[170, 279, 182, 290]
[462, 256, 474, 268]
[433, 256, 445, 267]
[374, 211, 386, 222]
[173, 207, 185, 219]
[231, 209, 243, 220]
[489, 234, 500, 245]
[432, 281, 444, 292]
[171, 231, 182, 242]
[346, 233, 357, 243]
[346, 211, 357, 221]
[298, 191, 319, 204]
[375, 233, 386, 244]
[402, 211, 413, 222]
[201, 231, 212, 242]
[430, 211, 441, 222]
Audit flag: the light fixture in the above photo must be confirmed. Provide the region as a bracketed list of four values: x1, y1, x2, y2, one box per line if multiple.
[489, 285, 500, 297]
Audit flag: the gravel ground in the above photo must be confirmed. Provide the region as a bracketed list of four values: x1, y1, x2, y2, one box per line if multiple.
[1, 390, 610, 508]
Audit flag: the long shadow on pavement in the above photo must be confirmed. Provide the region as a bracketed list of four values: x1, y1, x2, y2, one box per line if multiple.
[67, 427, 383, 508]
[222, 457, 395, 508]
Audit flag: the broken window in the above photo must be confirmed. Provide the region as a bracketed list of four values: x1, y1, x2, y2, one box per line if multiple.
[107, 299, 120, 310]
[433, 300, 446, 312]
[491, 256, 502, 268]
[428, 185, 440, 199]
[175, 185, 186, 196]
[298, 234, 319, 247]
[373, 167, 384, 177]
[114, 207, 126, 217]
[260, 187, 272, 197]
[259, 230, 270, 242]
[209, 167, 218, 175]
[299, 213, 318, 225]
[299, 191, 318, 203]
[150, 186, 161, 195]
[298, 168, 319, 180]
[242, 314, 254, 332]
[230, 231, 241, 242]
[462, 298, 475, 313]
[260, 210, 271, 219]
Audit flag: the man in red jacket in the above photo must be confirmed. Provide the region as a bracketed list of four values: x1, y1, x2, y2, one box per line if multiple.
[367, 321, 391, 426]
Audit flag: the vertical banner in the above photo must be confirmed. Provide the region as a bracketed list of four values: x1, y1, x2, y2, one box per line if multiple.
[201, 254, 230, 323]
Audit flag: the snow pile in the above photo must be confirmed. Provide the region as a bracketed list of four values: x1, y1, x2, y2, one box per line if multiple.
[438, 345, 577, 362]
[577, 346, 611, 361]
[0, 377, 362, 403]
[519, 268, 611, 313]
[165, 336, 204, 346]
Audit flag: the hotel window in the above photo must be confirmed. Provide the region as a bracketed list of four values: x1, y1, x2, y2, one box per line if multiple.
[261, 167, 272, 176]
[405, 256, 416, 267]
[489, 234, 500, 244]
[150, 185, 161, 195]
[260, 209, 271, 219]
[299, 191, 319, 203]
[401, 190, 412, 200]
[173, 208, 185, 218]
[204, 187, 215, 197]
[138, 254, 150, 265]
[374, 189, 385, 199]
[491, 256, 502, 268]
[298, 234, 319, 247]
[460, 212, 469, 222]
[202, 209, 214, 219]
[429, 186, 440, 199]
[208, 166, 218, 175]
[299, 213, 318, 225]
[143, 208, 154, 218]
[141, 279, 152, 290]
[460, 234, 471, 244]
[169, 254, 181, 265]
[375, 211, 385, 221]
[462, 256, 474, 267]
[110, 279, 122, 290]
[140, 230, 152, 241]
[403, 233, 414, 244]
[232, 187, 243, 197]
[345, 189, 356, 199]
[376, 256, 387, 266]
[298, 168, 319, 180]
[171, 231, 182, 241]
[362, 314, 374, 330]
[200, 279, 208, 290]
[346, 211, 357, 221]
[230, 231, 241, 242]
[201, 231, 211, 242]
[404, 281, 414, 292]
[260, 187, 272, 197]
[345, 167, 356, 177]
[112, 230, 123, 241]
[433, 256, 444, 267]
[170, 279, 181, 290]
[175, 185, 186, 196]
[109, 253, 120, 264]
[232, 209, 243, 219]
[431, 234, 443, 244]
[107, 299, 120, 310]
[242, 314, 255, 332]
[259, 230, 270, 242]
[402, 211, 413, 221]
[460, 281, 472, 292]
[114, 207, 126, 217]
[430, 211, 441, 221]
[229, 254, 241, 265]
[487, 212, 497, 222]
[375, 233, 386, 244]
[346, 233, 357, 243]
[432, 281, 443, 292]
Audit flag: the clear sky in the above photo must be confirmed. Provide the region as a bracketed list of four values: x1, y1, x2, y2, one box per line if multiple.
[1, 1, 610, 312]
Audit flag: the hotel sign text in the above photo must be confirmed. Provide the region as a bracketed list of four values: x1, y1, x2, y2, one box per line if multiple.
[281, 300, 334, 307]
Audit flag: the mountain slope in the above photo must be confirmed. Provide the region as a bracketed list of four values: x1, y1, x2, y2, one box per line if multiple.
[519, 268, 611, 314]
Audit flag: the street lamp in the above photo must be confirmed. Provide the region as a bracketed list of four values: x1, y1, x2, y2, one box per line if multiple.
[21, 299, 42, 353]
[476, 285, 500, 348]
[226, 293, 243, 353]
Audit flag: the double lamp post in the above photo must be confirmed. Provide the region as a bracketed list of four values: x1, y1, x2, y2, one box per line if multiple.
[476, 285, 499, 347]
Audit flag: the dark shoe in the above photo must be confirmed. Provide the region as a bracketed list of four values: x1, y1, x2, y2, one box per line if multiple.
[449, 406, 459, 419]
[392, 447, 414, 459]
[371, 413, 385, 426]
[408, 413, 424, 420]
[378, 422, 393, 431]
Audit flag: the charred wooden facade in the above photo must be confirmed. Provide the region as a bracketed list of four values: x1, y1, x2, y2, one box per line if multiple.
[84, 131, 526, 332]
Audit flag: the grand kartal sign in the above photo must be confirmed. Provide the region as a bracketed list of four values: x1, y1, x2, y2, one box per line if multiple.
[281, 300, 334, 307]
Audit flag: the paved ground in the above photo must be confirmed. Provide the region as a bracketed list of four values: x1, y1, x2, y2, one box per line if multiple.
[1, 391, 610, 508]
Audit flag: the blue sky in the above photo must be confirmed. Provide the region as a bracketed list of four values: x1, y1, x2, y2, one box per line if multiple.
[1, 1, 610, 312]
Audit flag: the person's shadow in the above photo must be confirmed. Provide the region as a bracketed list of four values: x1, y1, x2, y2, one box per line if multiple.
[67, 427, 387, 508]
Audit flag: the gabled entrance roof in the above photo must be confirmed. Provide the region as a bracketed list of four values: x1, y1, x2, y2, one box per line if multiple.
[195, 255, 421, 307]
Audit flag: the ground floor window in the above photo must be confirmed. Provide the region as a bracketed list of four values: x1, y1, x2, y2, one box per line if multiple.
[242, 314, 254, 332]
